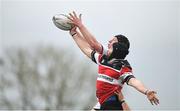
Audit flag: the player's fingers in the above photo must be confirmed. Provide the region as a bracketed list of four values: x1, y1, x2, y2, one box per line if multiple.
[114, 91, 119, 95]
[69, 13, 75, 20]
[151, 91, 157, 94]
[79, 14, 82, 21]
[151, 96, 158, 105]
[154, 98, 159, 105]
[67, 15, 73, 21]
[153, 99, 158, 105]
[155, 100, 159, 105]
[152, 95, 159, 104]
[67, 21, 76, 26]
[114, 92, 118, 95]
[115, 89, 120, 93]
[157, 98, 160, 104]
[67, 20, 73, 24]
[150, 100, 154, 105]
[73, 11, 78, 18]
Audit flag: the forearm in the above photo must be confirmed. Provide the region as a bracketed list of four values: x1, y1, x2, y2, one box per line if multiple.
[78, 24, 102, 53]
[128, 78, 159, 105]
[71, 32, 92, 58]
[128, 78, 149, 95]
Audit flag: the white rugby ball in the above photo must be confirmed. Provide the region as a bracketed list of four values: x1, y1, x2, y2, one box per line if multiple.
[52, 14, 74, 31]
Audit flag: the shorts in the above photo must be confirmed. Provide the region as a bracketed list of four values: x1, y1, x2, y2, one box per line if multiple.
[93, 95, 123, 110]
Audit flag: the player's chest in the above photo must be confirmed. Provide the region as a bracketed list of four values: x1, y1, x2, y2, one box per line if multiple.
[98, 65, 122, 79]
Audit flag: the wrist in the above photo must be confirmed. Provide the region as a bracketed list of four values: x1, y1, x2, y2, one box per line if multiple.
[144, 89, 149, 95]
[71, 32, 77, 37]
[121, 99, 126, 104]
[78, 23, 84, 29]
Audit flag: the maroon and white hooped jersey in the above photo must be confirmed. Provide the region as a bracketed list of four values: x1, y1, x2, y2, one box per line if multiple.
[91, 46, 135, 104]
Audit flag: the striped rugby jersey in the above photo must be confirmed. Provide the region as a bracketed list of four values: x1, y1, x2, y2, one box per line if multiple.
[91, 46, 135, 104]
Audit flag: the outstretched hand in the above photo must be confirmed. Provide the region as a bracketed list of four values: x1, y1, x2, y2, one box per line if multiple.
[146, 90, 159, 105]
[68, 11, 83, 28]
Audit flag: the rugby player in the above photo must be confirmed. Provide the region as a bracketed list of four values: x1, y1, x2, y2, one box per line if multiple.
[68, 11, 159, 110]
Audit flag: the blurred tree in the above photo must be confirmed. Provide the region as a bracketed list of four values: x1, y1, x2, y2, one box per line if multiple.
[0, 46, 97, 110]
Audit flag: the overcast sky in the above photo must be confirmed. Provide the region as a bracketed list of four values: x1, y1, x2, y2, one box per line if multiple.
[1, 0, 180, 110]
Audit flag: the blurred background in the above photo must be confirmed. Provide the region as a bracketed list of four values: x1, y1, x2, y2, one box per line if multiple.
[0, 0, 179, 110]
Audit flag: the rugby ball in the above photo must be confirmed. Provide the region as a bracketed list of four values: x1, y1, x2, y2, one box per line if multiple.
[52, 14, 74, 31]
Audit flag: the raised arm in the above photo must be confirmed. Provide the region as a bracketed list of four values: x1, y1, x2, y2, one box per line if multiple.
[127, 78, 159, 105]
[69, 27, 93, 58]
[68, 11, 102, 54]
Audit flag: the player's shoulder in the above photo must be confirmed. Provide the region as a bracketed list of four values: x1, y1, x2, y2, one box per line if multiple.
[120, 60, 133, 74]
[91, 50, 105, 64]
[121, 59, 132, 70]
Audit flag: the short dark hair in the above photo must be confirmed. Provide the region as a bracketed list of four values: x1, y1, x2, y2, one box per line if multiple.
[115, 34, 130, 49]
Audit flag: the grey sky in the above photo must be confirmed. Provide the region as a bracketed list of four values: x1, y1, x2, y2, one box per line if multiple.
[178, 2, 180, 108]
[1, 0, 180, 110]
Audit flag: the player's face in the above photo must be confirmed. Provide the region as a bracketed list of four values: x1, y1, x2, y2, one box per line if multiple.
[107, 37, 118, 57]
[108, 37, 118, 49]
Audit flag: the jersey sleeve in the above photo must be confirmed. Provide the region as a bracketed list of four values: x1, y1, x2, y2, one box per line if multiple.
[91, 50, 101, 64]
[100, 45, 108, 55]
[91, 45, 107, 64]
[119, 67, 135, 85]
